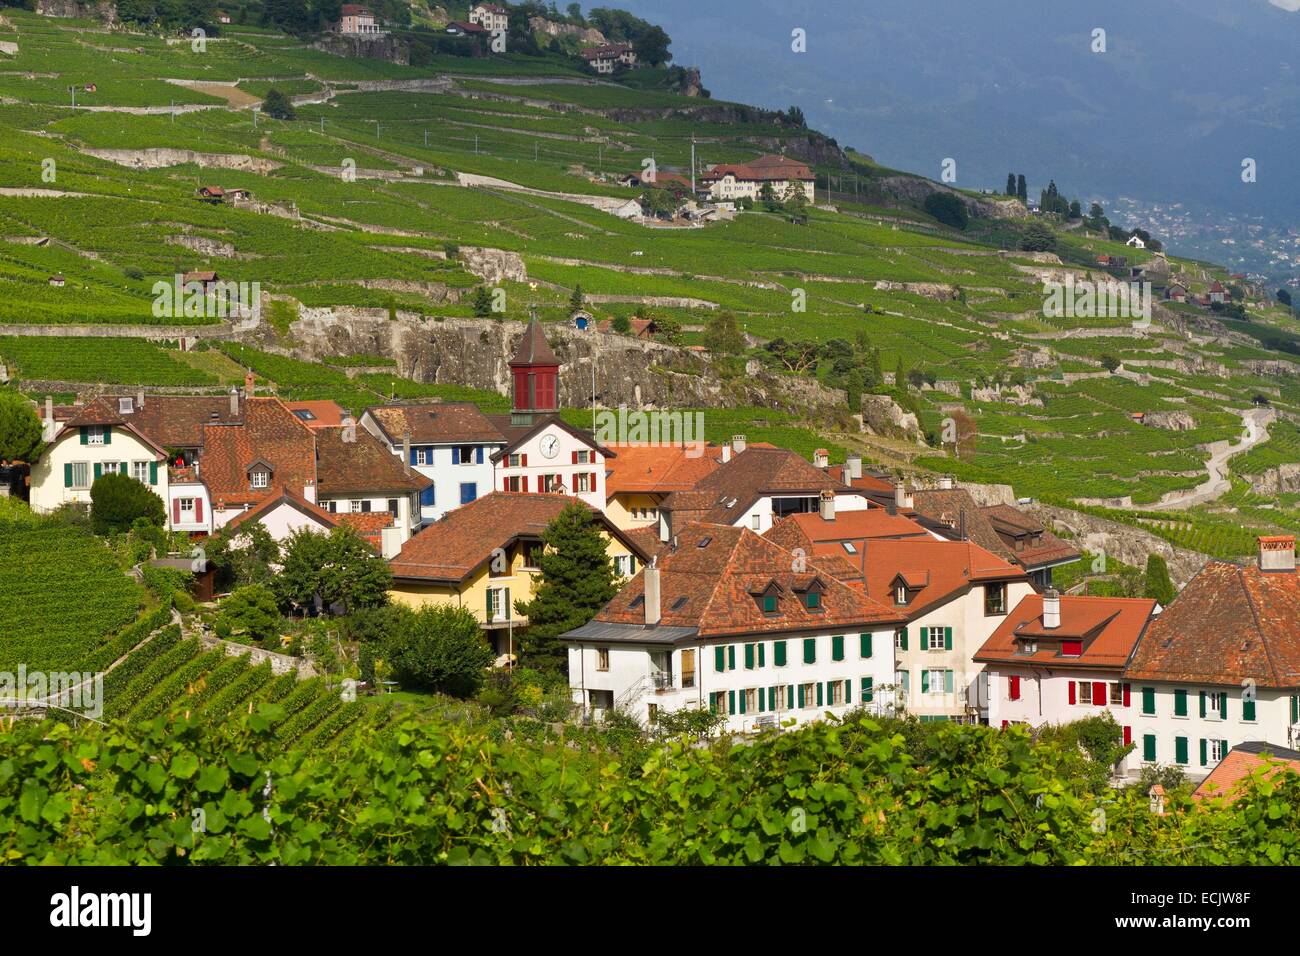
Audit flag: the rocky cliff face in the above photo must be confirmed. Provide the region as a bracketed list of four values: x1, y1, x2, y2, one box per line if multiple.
[315, 34, 410, 67]
[249, 313, 856, 419]
[877, 176, 1030, 221]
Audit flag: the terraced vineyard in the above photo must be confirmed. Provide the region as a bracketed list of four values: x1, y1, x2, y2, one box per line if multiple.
[0, 6, 1298, 555]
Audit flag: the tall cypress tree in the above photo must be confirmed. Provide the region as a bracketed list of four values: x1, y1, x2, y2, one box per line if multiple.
[1006, 173, 1016, 196]
[516, 502, 621, 675]
[1016, 174, 1027, 203]
[1143, 555, 1177, 607]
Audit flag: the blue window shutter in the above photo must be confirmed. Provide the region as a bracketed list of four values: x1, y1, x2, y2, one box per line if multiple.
[409, 444, 418, 465]
[476, 446, 484, 464]
[452, 446, 460, 465]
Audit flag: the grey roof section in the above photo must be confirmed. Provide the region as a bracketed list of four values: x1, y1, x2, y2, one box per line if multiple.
[561, 620, 699, 646]
[1234, 740, 1300, 761]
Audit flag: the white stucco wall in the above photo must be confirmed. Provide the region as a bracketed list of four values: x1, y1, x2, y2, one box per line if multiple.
[30, 425, 168, 517]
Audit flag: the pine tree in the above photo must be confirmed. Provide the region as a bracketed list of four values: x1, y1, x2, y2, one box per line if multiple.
[894, 356, 907, 390]
[570, 283, 584, 310]
[1143, 555, 1177, 607]
[516, 502, 621, 675]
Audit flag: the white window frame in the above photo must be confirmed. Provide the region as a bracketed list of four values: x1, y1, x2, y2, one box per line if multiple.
[927, 669, 947, 695]
[131, 460, 150, 483]
[416, 448, 432, 467]
[595, 647, 609, 671]
[250, 469, 269, 489]
[71, 461, 90, 489]
[85, 426, 105, 446]
[178, 498, 196, 518]
[350, 499, 363, 513]
[487, 587, 509, 623]
[1209, 738, 1226, 763]
[575, 472, 591, 493]
[926, 626, 945, 651]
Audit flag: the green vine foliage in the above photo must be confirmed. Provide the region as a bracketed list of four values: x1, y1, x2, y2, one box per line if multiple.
[4, 714, 1300, 865]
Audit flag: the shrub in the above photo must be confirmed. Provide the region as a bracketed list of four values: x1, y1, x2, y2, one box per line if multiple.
[89, 472, 166, 535]
[217, 585, 282, 646]
[382, 604, 495, 697]
[922, 191, 968, 230]
[0, 389, 43, 463]
[262, 88, 296, 120]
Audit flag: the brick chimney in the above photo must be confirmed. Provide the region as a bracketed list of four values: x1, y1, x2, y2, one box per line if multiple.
[819, 489, 836, 521]
[1042, 587, 1061, 629]
[1259, 535, 1297, 572]
[643, 561, 661, 626]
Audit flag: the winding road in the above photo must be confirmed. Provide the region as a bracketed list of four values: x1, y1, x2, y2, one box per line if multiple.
[1131, 406, 1274, 511]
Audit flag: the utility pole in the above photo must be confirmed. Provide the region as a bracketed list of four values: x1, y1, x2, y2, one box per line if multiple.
[69, 86, 76, 107]
[690, 134, 696, 194]
[320, 117, 324, 133]
[475, 133, 479, 154]
[424, 130, 428, 147]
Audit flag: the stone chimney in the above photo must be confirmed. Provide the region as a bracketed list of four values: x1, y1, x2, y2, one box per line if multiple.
[721, 443, 731, 463]
[303, 481, 316, 504]
[244, 371, 255, 398]
[1042, 588, 1061, 629]
[819, 490, 836, 521]
[229, 387, 239, 418]
[813, 448, 829, 469]
[43, 396, 55, 441]
[403, 431, 412, 477]
[894, 481, 912, 510]
[643, 561, 661, 626]
[1259, 535, 1297, 572]
[938, 475, 953, 490]
[732, 434, 747, 454]
[846, 454, 862, 479]
[136, 387, 145, 410]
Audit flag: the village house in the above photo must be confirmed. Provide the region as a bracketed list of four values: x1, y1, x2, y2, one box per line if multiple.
[1122, 536, 1300, 781]
[910, 484, 1080, 590]
[468, 2, 508, 32]
[388, 492, 649, 660]
[764, 502, 938, 576]
[1126, 234, 1146, 249]
[445, 20, 488, 37]
[655, 443, 873, 540]
[561, 523, 904, 730]
[48, 274, 65, 287]
[860, 537, 1035, 723]
[699, 154, 815, 204]
[313, 426, 431, 556]
[602, 442, 726, 531]
[580, 42, 636, 74]
[216, 9, 231, 24]
[1166, 282, 1189, 303]
[196, 185, 251, 204]
[183, 270, 221, 295]
[976, 590, 1158, 776]
[1208, 280, 1229, 304]
[337, 4, 383, 35]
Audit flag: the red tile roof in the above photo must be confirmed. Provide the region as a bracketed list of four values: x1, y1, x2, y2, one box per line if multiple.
[604, 442, 725, 498]
[859, 538, 1027, 620]
[223, 488, 337, 534]
[974, 594, 1156, 669]
[286, 400, 347, 430]
[315, 427, 431, 497]
[700, 154, 814, 183]
[591, 523, 903, 637]
[1193, 743, 1300, 802]
[660, 447, 853, 525]
[981, 504, 1081, 569]
[69, 394, 243, 449]
[365, 402, 505, 445]
[1124, 560, 1300, 688]
[509, 316, 559, 367]
[389, 492, 646, 584]
[200, 398, 316, 510]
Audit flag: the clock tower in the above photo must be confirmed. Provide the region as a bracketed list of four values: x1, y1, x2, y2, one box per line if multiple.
[508, 315, 560, 427]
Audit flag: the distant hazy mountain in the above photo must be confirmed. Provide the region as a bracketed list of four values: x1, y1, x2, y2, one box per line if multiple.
[619, 0, 1299, 232]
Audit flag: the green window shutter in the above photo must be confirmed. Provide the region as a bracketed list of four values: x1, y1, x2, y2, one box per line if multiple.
[739, 689, 747, 715]
[860, 633, 872, 658]
[1198, 691, 1206, 719]
[832, 635, 844, 661]
[102, 426, 110, 445]
[503, 587, 510, 621]
[119, 462, 127, 475]
[63, 463, 73, 488]
[1293, 696, 1299, 724]
[1244, 698, 1256, 722]
[1175, 736, 1188, 765]
[745, 644, 755, 669]
[1143, 734, 1156, 762]
[758, 643, 765, 667]
[149, 461, 158, 485]
[1221, 739, 1228, 761]
[709, 693, 717, 714]
[843, 679, 851, 704]
[797, 684, 805, 707]
[900, 670, 909, 694]
[769, 685, 777, 710]
[1142, 687, 1155, 715]
[774, 641, 787, 667]
[861, 677, 873, 703]
[728, 690, 736, 715]
[921, 670, 930, 694]
[485, 589, 492, 619]
[899, 627, 908, 651]
[944, 670, 954, 694]
[79, 427, 88, 446]
[944, 626, 953, 651]
[803, 638, 816, 664]
[728, 646, 736, 670]
[715, 646, 726, 672]
[787, 685, 794, 709]
[759, 687, 766, 712]
[1174, 689, 1187, 717]
[93, 463, 101, 480]
[1199, 738, 1207, 767]
[1219, 694, 1227, 720]
[816, 682, 823, 707]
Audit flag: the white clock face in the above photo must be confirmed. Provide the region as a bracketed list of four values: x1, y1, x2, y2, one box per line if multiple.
[539, 435, 559, 459]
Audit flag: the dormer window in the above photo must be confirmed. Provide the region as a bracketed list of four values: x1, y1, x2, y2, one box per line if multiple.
[895, 584, 909, 606]
[1060, 640, 1082, 657]
[118, 397, 134, 415]
[1018, 640, 1038, 655]
[250, 468, 269, 489]
[762, 594, 778, 613]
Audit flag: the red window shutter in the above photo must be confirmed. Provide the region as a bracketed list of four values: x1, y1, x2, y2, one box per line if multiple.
[1123, 683, 1132, 707]
[571, 450, 578, 464]
[1068, 681, 1076, 705]
[521, 454, 528, 467]
[1123, 726, 1132, 746]
[1001, 720, 1008, 729]
[1009, 675, 1020, 701]
[522, 476, 529, 493]
[194, 498, 203, 523]
[502, 477, 509, 492]
[589, 471, 596, 491]
[172, 498, 180, 524]
[1093, 681, 1106, 706]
